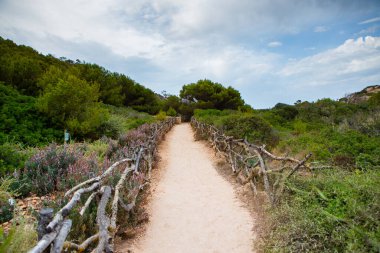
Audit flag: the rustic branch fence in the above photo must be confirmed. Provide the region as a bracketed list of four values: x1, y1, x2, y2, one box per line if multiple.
[29, 118, 176, 253]
[191, 118, 312, 205]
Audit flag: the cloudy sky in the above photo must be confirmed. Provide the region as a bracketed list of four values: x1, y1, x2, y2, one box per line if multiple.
[1, 0, 380, 108]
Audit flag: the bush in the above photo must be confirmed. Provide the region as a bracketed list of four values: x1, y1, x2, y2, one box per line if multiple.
[263, 169, 380, 252]
[22, 144, 83, 195]
[166, 107, 177, 117]
[194, 109, 279, 148]
[0, 143, 29, 176]
[0, 177, 18, 223]
[156, 110, 167, 121]
[0, 83, 61, 146]
[221, 114, 279, 148]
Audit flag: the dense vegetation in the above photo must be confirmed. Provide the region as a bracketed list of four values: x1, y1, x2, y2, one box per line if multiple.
[178, 79, 249, 120]
[194, 93, 380, 252]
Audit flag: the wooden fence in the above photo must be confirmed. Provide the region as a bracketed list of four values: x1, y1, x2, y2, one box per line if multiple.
[191, 118, 312, 205]
[29, 118, 176, 253]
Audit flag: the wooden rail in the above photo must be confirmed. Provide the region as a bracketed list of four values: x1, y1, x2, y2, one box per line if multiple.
[29, 118, 176, 253]
[191, 118, 312, 205]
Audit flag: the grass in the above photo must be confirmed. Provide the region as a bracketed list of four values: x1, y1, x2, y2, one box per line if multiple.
[0, 218, 37, 253]
[262, 169, 380, 252]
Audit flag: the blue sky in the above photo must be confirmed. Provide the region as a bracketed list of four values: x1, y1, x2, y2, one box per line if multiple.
[0, 0, 380, 108]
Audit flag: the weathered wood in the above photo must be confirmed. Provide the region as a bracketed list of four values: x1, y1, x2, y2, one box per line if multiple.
[28, 228, 59, 253]
[37, 208, 54, 241]
[46, 182, 100, 232]
[96, 186, 112, 253]
[50, 219, 72, 253]
[63, 233, 99, 252]
[80, 191, 99, 216]
[254, 149, 274, 204]
[64, 158, 133, 197]
[118, 199, 135, 212]
[287, 153, 313, 179]
[109, 165, 134, 251]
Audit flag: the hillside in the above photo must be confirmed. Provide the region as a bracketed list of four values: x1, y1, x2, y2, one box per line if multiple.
[341, 85, 380, 104]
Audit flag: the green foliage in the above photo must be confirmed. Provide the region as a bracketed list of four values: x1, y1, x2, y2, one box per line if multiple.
[179, 79, 246, 119]
[156, 110, 167, 121]
[37, 72, 109, 137]
[222, 114, 279, 147]
[0, 218, 37, 253]
[273, 103, 299, 121]
[194, 109, 279, 148]
[0, 37, 52, 96]
[98, 105, 155, 139]
[368, 91, 380, 107]
[84, 139, 109, 162]
[277, 127, 380, 167]
[76, 63, 125, 106]
[180, 79, 244, 110]
[0, 83, 61, 146]
[264, 169, 380, 253]
[166, 107, 177, 116]
[0, 37, 163, 116]
[0, 177, 18, 223]
[162, 95, 181, 113]
[0, 143, 29, 176]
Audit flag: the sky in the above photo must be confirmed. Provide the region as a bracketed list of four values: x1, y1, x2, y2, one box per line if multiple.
[0, 0, 380, 108]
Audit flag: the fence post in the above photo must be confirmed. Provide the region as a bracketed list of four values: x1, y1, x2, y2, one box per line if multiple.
[37, 208, 54, 241]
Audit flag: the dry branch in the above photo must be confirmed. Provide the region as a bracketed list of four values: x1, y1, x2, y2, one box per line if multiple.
[80, 191, 99, 216]
[191, 118, 312, 206]
[28, 227, 60, 253]
[51, 219, 72, 253]
[64, 158, 132, 197]
[46, 182, 100, 232]
[95, 186, 112, 253]
[63, 234, 99, 252]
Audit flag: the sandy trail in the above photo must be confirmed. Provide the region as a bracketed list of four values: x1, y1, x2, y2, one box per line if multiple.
[127, 123, 254, 253]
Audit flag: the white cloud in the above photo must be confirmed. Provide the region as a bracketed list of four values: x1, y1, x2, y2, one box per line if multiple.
[268, 41, 282, 47]
[314, 26, 328, 32]
[357, 25, 380, 35]
[280, 36, 380, 86]
[0, 0, 379, 108]
[359, 16, 380, 25]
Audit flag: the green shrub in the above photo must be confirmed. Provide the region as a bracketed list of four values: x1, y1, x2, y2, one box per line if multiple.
[166, 107, 177, 117]
[0, 83, 61, 146]
[156, 110, 167, 121]
[0, 177, 18, 223]
[273, 103, 299, 121]
[263, 169, 380, 252]
[221, 114, 279, 148]
[0, 143, 29, 176]
[194, 109, 279, 148]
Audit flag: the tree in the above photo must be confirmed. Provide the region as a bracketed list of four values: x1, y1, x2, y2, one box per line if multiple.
[37, 74, 108, 136]
[162, 95, 181, 112]
[180, 79, 245, 110]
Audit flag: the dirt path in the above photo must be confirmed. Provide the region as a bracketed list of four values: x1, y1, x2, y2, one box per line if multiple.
[126, 123, 254, 252]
